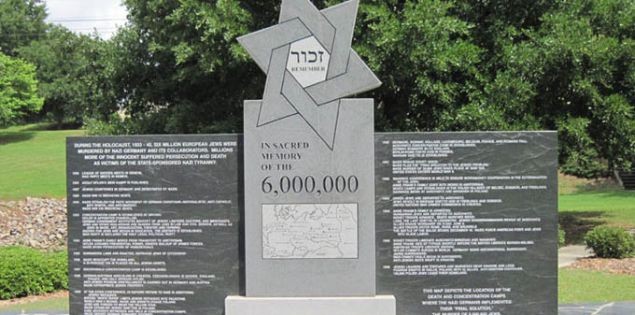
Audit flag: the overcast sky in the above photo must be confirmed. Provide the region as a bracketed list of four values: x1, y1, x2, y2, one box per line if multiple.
[44, 0, 128, 39]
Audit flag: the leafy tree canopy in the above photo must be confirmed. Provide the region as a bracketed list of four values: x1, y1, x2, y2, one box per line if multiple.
[0, 0, 47, 56]
[0, 0, 629, 175]
[0, 52, 43, 125]
[18, 26, 113, 126]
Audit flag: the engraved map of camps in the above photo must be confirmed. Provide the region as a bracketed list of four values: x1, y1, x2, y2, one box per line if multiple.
[262, 203, 358, 259]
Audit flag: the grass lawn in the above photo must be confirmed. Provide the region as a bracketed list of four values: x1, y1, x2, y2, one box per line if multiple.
[558, 175, 635, 244]
[558, 177, 635, 305]
[560, 191, 635, 230]
[559, 269, 635, 303]
[0, 124, 84, 200]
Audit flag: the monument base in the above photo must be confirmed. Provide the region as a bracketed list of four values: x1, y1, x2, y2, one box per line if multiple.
[225, 295, 396, 315]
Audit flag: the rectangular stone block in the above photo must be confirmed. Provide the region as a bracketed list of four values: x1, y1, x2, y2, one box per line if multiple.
[225, 295, 396, 315]
[242, 99, 376, 297]
[66, 135, 243, 315]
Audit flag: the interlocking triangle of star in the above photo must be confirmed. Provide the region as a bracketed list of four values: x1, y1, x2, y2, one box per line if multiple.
[238, 0, 381, 150]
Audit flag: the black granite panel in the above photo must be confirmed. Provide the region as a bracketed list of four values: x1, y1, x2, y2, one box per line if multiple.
[375, 132, 558, 315]
[67, 135, 243, 315]
[67, 132, 558, 315]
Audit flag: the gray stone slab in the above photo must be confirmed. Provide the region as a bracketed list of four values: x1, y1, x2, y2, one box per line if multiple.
[321, 0, 358, 79]
[237, 19, 311, 73]
[280, 70, 340, 148]
[305, 50, 382, 105]
[375, 132, 559, 315]
[225, 295, 396, 315]
[243, 99, 375, 297]
[66, 135, 243, 315]
[279, 0, 335, 52]
[260, 45, 297, 126]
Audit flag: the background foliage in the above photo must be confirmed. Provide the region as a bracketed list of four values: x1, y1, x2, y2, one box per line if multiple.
[0, 0, 47, 56]
[1, 0, 634, 176]
[17, 26, 115, 126]
[0, 52, 42, 126]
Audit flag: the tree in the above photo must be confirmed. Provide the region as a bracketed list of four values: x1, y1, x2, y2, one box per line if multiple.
[0, 52, 43, 126]
[105, 0, 482, 134]
[95, 0, 634, 174]
[102, 0, 269, 134]
[18, 26, 112, 127]
[434, 0, 634, 173]
[477, 0, 635, 172]
[0, 0, 47, 56]
[356, 0, 483, 131]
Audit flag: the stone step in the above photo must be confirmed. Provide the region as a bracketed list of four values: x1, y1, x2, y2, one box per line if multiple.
[617, 171, 635, 190]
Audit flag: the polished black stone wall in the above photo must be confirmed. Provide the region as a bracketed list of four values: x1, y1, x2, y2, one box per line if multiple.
[375, 132, 558, 315]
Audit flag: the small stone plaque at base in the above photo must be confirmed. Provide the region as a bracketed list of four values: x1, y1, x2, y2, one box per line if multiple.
[225, 296, 396, 315]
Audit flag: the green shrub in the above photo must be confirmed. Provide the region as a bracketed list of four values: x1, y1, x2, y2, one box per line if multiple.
[558, 118, 607, 178]
[84, 114, 132, 135]
[584, 226, 635, 259]
[558, 225, 566, 247]
[0, 246, 68, 300]
[45, 251, 69, 290]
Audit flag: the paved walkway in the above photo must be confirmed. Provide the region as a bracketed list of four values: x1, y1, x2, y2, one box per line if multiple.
[3, 304, 635, 315]
[1, 299, 634, 314]
[559, 302, 635, 314]
[559, 245, 594, 267]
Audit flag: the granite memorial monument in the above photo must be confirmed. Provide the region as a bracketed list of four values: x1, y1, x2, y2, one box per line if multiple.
[229, 0, 396, 314]
[67, 1, 557, 314]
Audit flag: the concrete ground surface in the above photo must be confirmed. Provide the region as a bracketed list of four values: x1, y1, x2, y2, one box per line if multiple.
[0, 296, 67, 315]
[559, 245, 595, 267]
[559, 302, 635, 314]
[2, 300, 635, 315]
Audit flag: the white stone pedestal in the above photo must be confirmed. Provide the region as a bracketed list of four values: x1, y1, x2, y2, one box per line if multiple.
[225, 295, 396, 315]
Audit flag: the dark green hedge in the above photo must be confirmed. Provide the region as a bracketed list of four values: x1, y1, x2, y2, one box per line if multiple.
[585, 226, 635, 259]
[0, 246, 68, 300]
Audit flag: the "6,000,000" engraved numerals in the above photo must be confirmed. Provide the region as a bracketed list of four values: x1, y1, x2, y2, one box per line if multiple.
[261, 175, 359, 196]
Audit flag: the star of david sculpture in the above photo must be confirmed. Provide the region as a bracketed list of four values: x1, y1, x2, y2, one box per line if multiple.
[238, 0, 381, 149]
